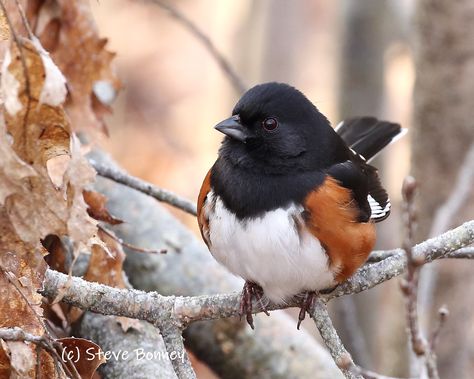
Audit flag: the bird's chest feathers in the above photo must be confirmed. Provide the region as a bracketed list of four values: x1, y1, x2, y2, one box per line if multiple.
[204, 192, 336, 303]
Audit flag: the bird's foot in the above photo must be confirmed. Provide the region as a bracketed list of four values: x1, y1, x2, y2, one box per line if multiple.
[239, 281, 268, 329]
[297, 291, 317, 330]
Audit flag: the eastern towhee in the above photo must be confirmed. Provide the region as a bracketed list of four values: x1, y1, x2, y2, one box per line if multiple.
[198, 82, 405, 329]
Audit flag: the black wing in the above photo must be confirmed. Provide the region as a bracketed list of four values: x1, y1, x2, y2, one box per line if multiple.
[327, 159, 391, 223]
[335, 117, 404, 162]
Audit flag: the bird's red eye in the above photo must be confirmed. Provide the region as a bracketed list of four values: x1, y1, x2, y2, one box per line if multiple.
[262, 117, 278, 131]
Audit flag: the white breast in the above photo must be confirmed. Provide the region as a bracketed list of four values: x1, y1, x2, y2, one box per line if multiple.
[205, 192, 336, 303]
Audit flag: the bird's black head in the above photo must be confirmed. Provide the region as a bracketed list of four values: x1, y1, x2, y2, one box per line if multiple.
[215, 82, 345, 173]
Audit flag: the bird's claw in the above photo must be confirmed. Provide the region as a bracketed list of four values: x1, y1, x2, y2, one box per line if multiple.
[297, 291, 317, 330]
[239, 282, 268, 329]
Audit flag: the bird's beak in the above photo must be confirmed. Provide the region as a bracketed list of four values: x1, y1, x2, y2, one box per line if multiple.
[214, 115, 248, 142]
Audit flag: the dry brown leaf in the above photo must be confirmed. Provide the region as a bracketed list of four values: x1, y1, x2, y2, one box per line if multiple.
[46, 154, 71, 188]
[84, 229, 126, 289]
[0, 210, 47, 332]
[85, 230, 142, 332]
[0, 4, 127, 377]
[0, 340, 11, 378]
[2, 38, 69, 166]
[83, 190, 123, 225]
[32, 0, 120, 133]
[0, 30, 98, 378]
[59, 337, 105, 379]
[116, 316, 143, 334]
[7, 341, 37, 377]
[66, 229, 128, 324]
[0, 11, 8, 41]
[1, 37, 97, 249]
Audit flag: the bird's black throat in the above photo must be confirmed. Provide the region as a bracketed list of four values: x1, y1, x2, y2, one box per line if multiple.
[210, 153, 327, 219]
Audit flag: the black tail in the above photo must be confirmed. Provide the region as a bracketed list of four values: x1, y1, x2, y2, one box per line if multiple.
[335, 117, 404, 161]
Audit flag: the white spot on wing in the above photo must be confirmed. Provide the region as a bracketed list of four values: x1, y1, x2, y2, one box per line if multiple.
[350, 147, 366, 162]
[368, 194, 390, 219]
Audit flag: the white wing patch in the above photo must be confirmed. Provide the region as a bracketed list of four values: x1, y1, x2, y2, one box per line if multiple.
[368, 194, 390, 220]
[349, 147, 366, 162]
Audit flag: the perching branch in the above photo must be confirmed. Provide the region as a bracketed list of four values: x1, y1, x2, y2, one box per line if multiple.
[48, 151, 474, 377]
[38, 217, 474, 379]
[143, 0, 247, 94]
[40, 219, 474, 325]
[89, 159, 197, 216]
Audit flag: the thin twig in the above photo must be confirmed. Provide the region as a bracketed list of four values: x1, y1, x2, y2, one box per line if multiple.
[0, 327, 75, 379]
[90, 159, 197, 216]
[311, 304, 416, 379]
[98, 224, 167, 254]
[13, 0, 34, 38]
[309, 297, 361, 379]
[368, 247, 474, 263]
[144, 0, 246, 94]
[401, 176, 427, 357]
[401, 176, 440, 379]
[0, 327, 56, 354]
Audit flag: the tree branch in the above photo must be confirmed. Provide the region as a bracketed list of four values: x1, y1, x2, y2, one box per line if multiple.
[309, 298, 362, 379]
[160, 324, 196, 379]
[89, 159, 197, 216]
[38, 218, 474, 378]
[40, 219, 474, 325]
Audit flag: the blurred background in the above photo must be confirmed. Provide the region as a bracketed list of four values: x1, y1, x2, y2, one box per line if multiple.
[89, 1, 474, 378]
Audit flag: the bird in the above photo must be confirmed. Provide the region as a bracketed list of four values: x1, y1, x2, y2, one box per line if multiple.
[197, 82, 405, 329]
